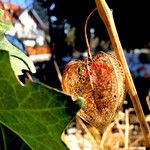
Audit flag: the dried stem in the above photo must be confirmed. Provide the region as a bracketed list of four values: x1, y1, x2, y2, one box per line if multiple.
[84, 8, 97, 90]
[53, 59, 62, 83]
[146, 92, 150, 111]
[95, 0, 150, 148]
[84, 8, 97, 61]
[77, 117, 98, 147]
[130, 136, 143, 147]
[125, 109, 129, 149]
[100, 122, 115, 149]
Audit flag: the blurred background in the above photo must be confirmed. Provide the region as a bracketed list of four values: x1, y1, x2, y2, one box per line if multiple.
[0, 0, 150, 149]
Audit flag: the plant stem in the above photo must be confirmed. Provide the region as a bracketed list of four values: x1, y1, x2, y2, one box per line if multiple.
[84, 8, 97, 61]
[95, 0, 150, 148]
[0, 124, 7, 150]
[125, 109, 129, 149]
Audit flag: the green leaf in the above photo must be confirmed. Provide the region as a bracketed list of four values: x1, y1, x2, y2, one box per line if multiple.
[0, 9, 36, 75]
[0, 50, 83, 150]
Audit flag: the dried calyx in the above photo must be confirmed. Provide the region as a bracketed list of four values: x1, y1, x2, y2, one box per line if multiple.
[62, 9, 125, 133]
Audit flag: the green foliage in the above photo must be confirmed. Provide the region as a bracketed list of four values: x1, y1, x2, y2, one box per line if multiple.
[0, 51, 83, 150]
[0, 9, 83, 150]
[0, 9, 36, 75]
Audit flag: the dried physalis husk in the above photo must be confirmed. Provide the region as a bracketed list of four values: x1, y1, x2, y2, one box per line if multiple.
[62, 51, 125, 133]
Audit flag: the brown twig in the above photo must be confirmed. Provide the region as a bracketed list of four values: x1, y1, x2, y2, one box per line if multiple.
[84, 8, 97, 90]
[95, 0, 150, 148]
[129, 136, 144, 147]
[76, 117, 98, 147]
[125, 109, 129, 149]
[84, 8, 97, 61]
[100, 122, 115, 149]
[116, 121, 125, 142]
[146, 91, 150, 111]
[53, 59, 62, 83]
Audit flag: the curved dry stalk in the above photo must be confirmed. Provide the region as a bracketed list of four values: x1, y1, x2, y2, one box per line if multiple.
[95, 0, 150, 148]
[84, 8, 97, 61]
[76, 117, 98, 147]
[125, 109, 129, 149]
[84, 8, 97, 90]
[100, 122, 115, 149]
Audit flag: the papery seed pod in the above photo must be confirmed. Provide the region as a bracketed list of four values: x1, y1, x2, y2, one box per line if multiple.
[62, 52, 125, 133]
